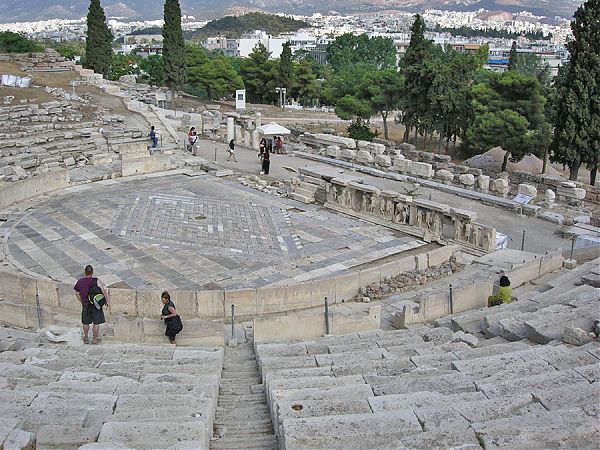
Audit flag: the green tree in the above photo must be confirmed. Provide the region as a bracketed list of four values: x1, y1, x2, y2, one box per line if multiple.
[162, 0, 186, 102]
[184, 44, 243, 99]
[0, 32, 44, 53]
[326, 33, 396, 71]
[138, 55, 164, 86]
[464, 71, 547, 171]
[465, 109, 531, 169]
[355, 68, 404, 140]
[108, 53, 140, 80]
[84, 0, 113, 76]
[51, 40, 86, 60]
[293, 59, 321, 106]
[507, 41, 518, 71]
[335, 95, 378, 141]
[239, 43, 277, 103]
[278, 41, 294, 95]
[400, 14, 437, 143]
[514, 52, 547, 78]
[428, 50, 481, 152]
[551, 0, 600, 183]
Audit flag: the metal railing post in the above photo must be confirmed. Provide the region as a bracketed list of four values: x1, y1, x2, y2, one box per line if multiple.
[570, 235, 576, 261]
[231, 304, 235, 340]
[324, 297, 330, 335]
[521, 230, 526, 251]
[35, 285, 42, 329]
[449, 284, 454, 315]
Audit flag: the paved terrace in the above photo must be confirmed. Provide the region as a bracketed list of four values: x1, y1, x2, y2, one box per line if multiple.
[3, 173, 426, 290]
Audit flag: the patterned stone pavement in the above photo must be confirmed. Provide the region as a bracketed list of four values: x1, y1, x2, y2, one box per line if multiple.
[3, 173, 426, 290]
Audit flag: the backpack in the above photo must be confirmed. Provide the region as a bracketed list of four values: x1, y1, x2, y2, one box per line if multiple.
[88, 279, 106, 310]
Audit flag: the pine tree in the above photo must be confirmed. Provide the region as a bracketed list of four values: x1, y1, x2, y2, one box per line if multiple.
[507, 41, 518, 71]
[551, 0, 600, 183]
[85, 0, 112, 77]
[162, 0, 186, 102]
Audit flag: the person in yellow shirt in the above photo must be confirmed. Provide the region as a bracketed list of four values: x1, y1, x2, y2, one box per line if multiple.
[488, 275, 512, 307]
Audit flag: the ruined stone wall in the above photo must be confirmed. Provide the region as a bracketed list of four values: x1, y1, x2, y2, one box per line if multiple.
[323, 177, 496, 253]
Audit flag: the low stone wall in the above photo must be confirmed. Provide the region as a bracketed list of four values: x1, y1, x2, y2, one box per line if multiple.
[0, 169, 69, 209]
[0, 247, 454, 331]
[393, 248, 564, 328]
[253, 304, 381, 343]
[120, 141, 171, 177]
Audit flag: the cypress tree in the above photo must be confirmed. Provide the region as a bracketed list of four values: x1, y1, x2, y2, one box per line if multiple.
[278, 42, 294, 95]
[507, 41, 518, 71]
[162, 0, 186, 103]
[551, 0, 600, 183]
[85, 0, 112, 77]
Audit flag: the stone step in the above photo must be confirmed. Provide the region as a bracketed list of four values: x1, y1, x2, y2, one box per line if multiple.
[289, 192, 314, 204]
[211, 434, 278, 449]
[294, 186, 316, 198]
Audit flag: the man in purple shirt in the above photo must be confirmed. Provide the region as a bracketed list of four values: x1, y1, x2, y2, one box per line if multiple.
[74, 265, 110, 344]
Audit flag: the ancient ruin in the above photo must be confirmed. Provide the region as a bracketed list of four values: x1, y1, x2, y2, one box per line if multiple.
[0, 55, 598, 449]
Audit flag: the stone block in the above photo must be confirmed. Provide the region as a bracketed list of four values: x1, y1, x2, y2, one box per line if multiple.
[458, 173, 475, 186]
[562, 326, 593, 346]
[325, 145, 340, 158]
[494, 178, 510, 194]
[340, 149, 356, 161]
[518, 183, 538, 198]
[36, 278, 60, 308]
[281, 411, 421, 450]
[356, 149, 373, 164]
[108, 288, 137, 317]
[170, 291, 198, 319]
[393, 158, 411, 173]
[224, 288, 257, 317]
[563, 259, 578, 269]
[435, 169, 454, 183]
[374, 154, 391, 167]
[197, 290, 224, 319]
[409, 161, 434, 178]
[97, 420, 207, 450]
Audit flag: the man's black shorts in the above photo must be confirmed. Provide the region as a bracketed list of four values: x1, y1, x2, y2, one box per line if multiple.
[82, 306, 105, 325]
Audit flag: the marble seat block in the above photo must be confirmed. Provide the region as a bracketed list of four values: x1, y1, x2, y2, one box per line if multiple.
[409, 161, 434, 178]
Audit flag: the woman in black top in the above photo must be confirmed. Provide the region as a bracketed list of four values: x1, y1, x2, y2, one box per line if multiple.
[160, 291, 183, 344]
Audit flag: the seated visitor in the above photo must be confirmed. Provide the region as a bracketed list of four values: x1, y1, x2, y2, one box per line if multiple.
[488, 275, 512, 307]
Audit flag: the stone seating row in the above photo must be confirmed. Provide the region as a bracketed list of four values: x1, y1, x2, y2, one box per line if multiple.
[435, 259, 600, 342]
[0, 331, 223, 450]
[256, 320, 599, 449]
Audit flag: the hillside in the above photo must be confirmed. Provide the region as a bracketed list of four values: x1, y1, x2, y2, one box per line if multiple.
[188, 13, 310, 41]
[0, 0, 583, 24]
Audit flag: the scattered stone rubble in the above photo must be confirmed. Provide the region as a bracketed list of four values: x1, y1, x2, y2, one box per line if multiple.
[357, 258, 464, 302]
[237, 175, 286, 196]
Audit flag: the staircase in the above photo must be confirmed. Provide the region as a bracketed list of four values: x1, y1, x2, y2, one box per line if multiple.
[211, 329, 278, 449]
[289, 177, 320, 204]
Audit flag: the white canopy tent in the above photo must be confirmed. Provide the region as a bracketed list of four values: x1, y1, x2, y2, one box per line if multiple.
[256, 122, 291, 136]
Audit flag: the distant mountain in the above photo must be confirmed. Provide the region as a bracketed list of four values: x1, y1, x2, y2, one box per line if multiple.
[0, 0, 582, 24]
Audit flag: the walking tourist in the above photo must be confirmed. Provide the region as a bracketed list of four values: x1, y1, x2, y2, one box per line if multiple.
[160, 291, 183, 344]
[261, 148, 271, 175]
[74, 265, 110, 345]
[187, 127, 198, 152]
[227, 139, 238, 162]
[488, 275, 512, 307]
[149, 125, 158, 148]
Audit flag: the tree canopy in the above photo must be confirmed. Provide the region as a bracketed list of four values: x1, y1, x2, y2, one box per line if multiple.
[326, 33, 396, 71]
[551, 0, 600, 183]
[190, 13, 308, 41]
[184, 44, 243, 99]
[162, 0, 186, 94]
[0, 32, 44, 53]
[84, 0, 113, 76]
